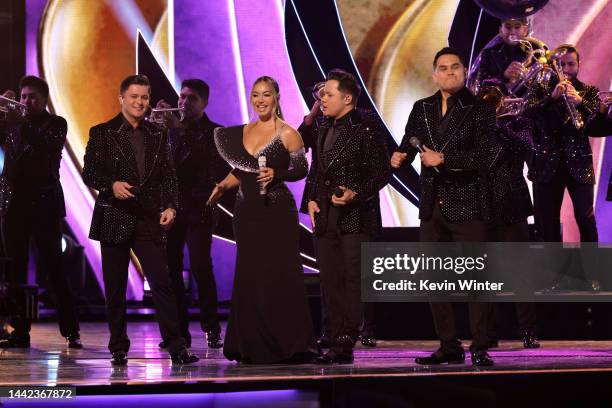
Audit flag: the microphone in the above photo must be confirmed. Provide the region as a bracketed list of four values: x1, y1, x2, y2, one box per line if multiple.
[409, 137, 439, 173]
[258, 155, 267, 195]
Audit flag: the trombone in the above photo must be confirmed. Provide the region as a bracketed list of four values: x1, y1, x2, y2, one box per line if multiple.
[0, 95, 28, 116]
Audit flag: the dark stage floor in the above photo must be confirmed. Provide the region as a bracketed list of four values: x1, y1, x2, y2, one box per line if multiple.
[2, 322, 612, 406]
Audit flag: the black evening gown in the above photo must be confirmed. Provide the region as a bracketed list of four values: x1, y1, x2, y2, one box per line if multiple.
[215, 125, 318, 363]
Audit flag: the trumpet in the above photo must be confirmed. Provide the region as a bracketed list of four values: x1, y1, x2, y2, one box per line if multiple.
[0, 95, 28, 116]
[478, 86, 527, 117]
[549, 49, 584, 129]
[146, 106, 185, 125]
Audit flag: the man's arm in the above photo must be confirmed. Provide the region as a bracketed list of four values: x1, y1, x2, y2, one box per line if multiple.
[82, 125, 114, 198]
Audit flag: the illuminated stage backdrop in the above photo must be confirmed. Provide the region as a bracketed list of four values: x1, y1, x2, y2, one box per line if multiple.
[23, 0, 611, 300]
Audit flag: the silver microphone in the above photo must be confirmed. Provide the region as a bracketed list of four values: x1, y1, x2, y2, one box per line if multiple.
[258, 155, 267, 195]
[409, 137, 439, 173]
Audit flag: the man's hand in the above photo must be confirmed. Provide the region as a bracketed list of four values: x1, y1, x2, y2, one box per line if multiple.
[599, 92, 612, 114]
[2, 90, 23, 122]
[390, 151, 408, 169]
[504, 61, 525, 82]
[303, 101, 322, 126]
[420, 145, 444, 167]
[307, 200, 320, 228]
[565, 86, 582, 106]
[331, 186, 356, 206]
[159, 208, 176, 230]
[112, 181, 135, 200]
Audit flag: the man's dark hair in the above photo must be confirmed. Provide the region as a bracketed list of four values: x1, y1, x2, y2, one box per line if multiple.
[181, 79, 210, 103]
[119, 74, 150, 95]
[433, 47, 466, 68]
[19, 75, 49, 99]
[554, 43, 580, 64]
[326, 69, 361, 105]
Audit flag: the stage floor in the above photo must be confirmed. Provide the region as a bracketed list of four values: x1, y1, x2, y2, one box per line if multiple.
[2, 322, 612, 389]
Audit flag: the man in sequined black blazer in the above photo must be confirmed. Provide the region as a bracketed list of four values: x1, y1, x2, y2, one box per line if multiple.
[392, 48, 497, 367]
[155, 79, 230, 350]
[0, 76, 81, 349]
[82, 75, 197, 366]
[300, 69, 390, 364]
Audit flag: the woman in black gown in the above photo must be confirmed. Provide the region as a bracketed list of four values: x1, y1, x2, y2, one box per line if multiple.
[208, 76, 318, 363]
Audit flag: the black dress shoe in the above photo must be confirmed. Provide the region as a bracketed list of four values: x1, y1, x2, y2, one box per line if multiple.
[158, 340, 167, 349]
[0, 336, 30, 348]
[415, 349, 465, 365]
[67, 334, 83, 349]
[205, 331, 223, 349]
[315, 350, 354, 364]
[521, 330, 540, 349]
[317, 334, 332, 349]
[470, 350, 494, 366]
[171, 350, 199, 365]
[111, 351, 128, 366]
[359, 335, 377, 347]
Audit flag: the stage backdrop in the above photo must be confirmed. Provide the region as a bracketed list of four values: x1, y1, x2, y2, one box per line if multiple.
[21, 0, 611, 300]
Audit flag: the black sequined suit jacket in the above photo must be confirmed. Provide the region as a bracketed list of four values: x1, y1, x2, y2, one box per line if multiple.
[397, 88, 497, 222]
[82, 113, 178, 244]
[167, 113, 229, 222]
[0, 111, 67, 219]
[526, 78, 605, 185]
[488, 116, 534, 225]
[299, 108, 391, 237]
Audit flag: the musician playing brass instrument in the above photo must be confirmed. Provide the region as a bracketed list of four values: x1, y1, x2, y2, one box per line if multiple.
[469, 17, 548, 97]
[526, 44, 612, 291]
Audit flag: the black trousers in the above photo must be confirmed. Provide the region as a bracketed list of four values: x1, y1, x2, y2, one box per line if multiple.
[487, 220, 537, 336]
[101, 225, 186, 354]
[166, 213, 220, 344]
[533, 167, 598, 243]
[3, 206, 79, 340]
[420, 204, 490, 352]
[315, 207, 369, 348]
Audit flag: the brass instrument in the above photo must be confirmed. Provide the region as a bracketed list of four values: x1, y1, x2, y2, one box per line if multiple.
[0, 95, 28, 116]
[146, 106, 185, 125]
[549, 49, 584, 129]
[507, 35, 548, 96]
[478, 86, 527, 117]
[311, 82, 325, 101]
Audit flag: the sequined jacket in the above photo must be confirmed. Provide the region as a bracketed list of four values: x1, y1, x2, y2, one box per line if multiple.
[398, 88, 497, 222]
[299, 108, 391, 237]
[526, 78, 604, 185]
[168, 113, 229, 223]
[82, 113, 178, 244]
[488, 116, 534, 225]
[0, 111, 66, 218]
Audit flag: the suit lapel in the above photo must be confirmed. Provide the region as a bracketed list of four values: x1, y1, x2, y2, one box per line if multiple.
[440, 98, 473, 152]
[323, 122, 357, 174]
[110, 121, 139, 180]
[142, 126, 163, 185]
[422, 99, 438, 151]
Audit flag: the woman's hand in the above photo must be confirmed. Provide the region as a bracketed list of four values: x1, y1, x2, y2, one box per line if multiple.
[257, 167, 275, 189]
[207, 183, 226, 206]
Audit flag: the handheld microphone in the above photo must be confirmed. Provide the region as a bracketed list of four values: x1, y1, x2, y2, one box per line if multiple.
[409, 137, 439, 173]
[258, 155, 267, 195]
